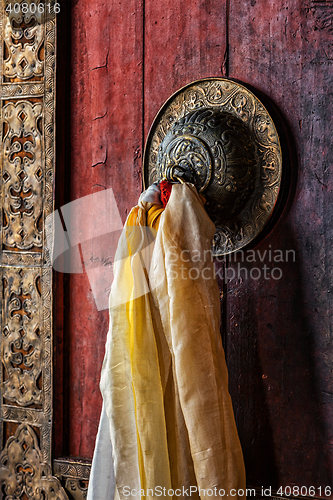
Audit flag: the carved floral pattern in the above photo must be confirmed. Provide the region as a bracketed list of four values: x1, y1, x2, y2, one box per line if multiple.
[1, 1, 59, 498]
[4, 1, 44, 80]
[3, 100, 44, 251]
[0, 424, 67, 500]
[2, 267, 42, 405]
[53, 460, 91, 500]
[65, 479, 89, 500]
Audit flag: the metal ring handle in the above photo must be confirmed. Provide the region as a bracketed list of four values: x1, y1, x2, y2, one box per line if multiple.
[162, 164, 185, 184]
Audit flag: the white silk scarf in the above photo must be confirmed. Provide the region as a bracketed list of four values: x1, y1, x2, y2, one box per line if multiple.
[88, 183, 245, 500]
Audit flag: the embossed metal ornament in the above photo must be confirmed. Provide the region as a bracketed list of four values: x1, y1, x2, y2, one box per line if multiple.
[0, 424, 68, 500]
[143, 78, 282, 255]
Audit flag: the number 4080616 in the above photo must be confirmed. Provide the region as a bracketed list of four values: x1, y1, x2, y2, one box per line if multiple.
[276, 486, 332, 497]
[5, 3, 60, 14]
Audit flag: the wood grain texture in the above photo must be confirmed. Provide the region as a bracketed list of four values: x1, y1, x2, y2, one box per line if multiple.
[144, 0, 228, 138]
[62, 0, 143, 458]
[228, 0, 333, 488]
[54, 0, 333, 490]
[60, 0, 228, 460]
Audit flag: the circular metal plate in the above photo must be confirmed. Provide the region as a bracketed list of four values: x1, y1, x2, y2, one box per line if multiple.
[143, 78, 282, 255]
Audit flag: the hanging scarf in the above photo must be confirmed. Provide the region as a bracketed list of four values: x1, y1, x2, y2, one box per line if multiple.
[88, 183, 245, 500]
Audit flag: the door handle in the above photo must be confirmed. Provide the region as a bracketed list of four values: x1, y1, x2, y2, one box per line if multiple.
[144, 78, 282, 255]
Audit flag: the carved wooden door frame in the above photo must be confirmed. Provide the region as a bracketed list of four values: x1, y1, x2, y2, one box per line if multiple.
[0, 2, 74, 499]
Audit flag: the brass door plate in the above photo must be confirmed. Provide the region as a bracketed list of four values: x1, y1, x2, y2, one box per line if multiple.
[143, 78, 282, 255]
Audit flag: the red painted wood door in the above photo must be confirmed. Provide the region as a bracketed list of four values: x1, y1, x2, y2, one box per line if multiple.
[54, 0, 333, 492]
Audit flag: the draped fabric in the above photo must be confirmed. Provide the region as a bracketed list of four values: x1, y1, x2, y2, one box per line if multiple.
[88, 183, 245, 500]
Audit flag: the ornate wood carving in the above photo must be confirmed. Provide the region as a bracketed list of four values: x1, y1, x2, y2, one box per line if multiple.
[53, 459, 91, 500]
[4, 5, 44, 80]
[3, 100, 44, 251]
[53, 459, 91, 481]
[64, 479, 89, 500]
[2, 267, 43, 406]
[0, 424, 67, 500]
[0, 1, 66, 498]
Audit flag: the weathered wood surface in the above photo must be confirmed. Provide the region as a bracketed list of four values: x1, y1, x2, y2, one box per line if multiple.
[55, 0, 333, 490]
[58, 0, 227, 460]
[227, 0, 333, 488]
[144, 0, 228, 137]
[55, 0, 144, 458]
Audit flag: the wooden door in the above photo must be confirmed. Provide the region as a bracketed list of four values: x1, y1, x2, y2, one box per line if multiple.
[54, 0, 333, 494]
[2, 1, 331, 499]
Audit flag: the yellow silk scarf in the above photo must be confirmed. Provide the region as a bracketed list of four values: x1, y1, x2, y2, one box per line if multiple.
[100, 184, 245, 500]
